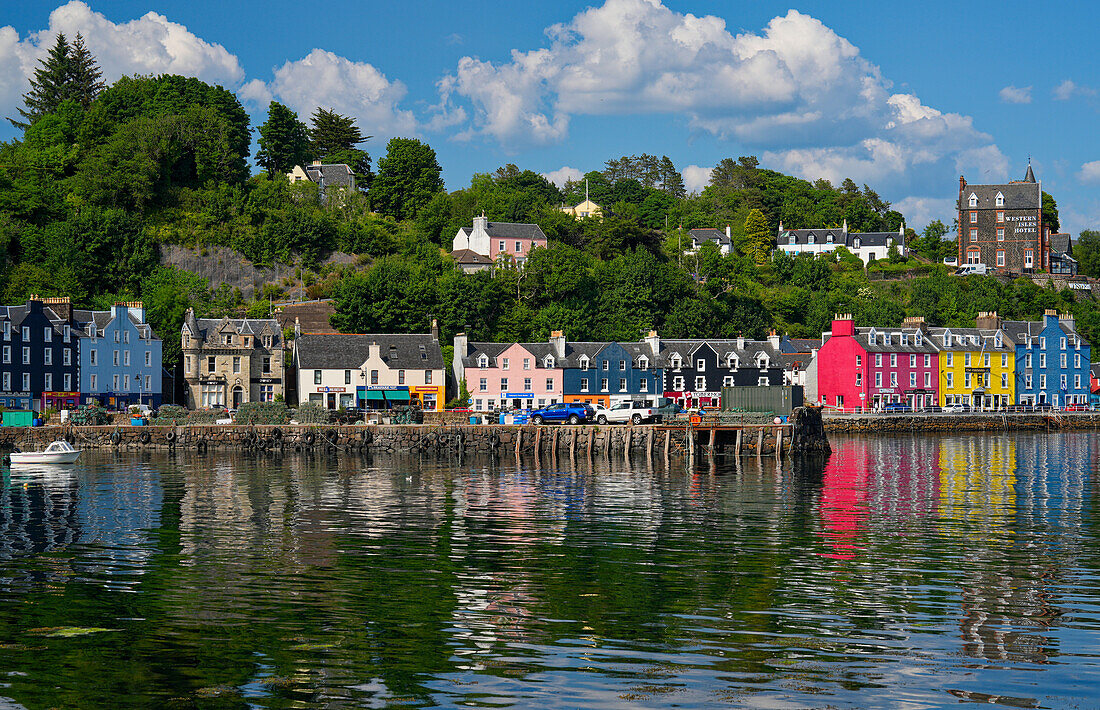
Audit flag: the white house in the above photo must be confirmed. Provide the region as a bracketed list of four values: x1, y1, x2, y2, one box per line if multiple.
[776, 220, 907, 264]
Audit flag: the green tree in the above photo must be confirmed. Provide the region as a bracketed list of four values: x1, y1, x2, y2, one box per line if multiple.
[255, 102, 312, 176]
[1075, 230, 1100, 277]
[370, 138, 444, 221]
[1043, 191, 1060, 233]
[742, 208, 772, 264]
[12, 32, 102, 129]
[308, 107, 373, 187]
[66, 34, 105, 109]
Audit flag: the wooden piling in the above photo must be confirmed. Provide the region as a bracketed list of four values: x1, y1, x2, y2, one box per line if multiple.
[707, 428, 716, 465]
[756, 427, 764, 458]
[735, 428, 742, 457]
[645, 428, 653, 467]
[688, 426, 695, 463]
[623, 428, 631, 458]
[515, 428, 522, 457]
[663, 430, 670, 462]
[775, 428, 783, 461]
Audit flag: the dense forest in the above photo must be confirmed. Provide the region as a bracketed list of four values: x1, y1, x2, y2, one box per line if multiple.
[2, 35, 1099, 374]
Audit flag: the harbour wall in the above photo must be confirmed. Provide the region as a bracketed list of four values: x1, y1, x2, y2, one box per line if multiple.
[823, 412, 1100, 434]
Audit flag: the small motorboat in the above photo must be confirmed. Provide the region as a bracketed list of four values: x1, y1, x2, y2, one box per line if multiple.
[9, 440, 81, 465]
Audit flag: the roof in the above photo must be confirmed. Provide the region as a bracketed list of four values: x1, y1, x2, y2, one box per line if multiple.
[959, 181, 1040, 210]
[303, 163, 355, 188]
[689, 228, 732, 246]
[451, 249, 493, 265]
[779, 227, 903, 248]
[1050, 233, 1072, 255]
[274, 300, 337, 335]
[185, 315, 282, 344]
[781, 336, 819, 354]
[927, 326, 1014, 352]
[463, 342, 510, 368]
[560, 342, 606, 367]
[854, 326, 940, 353]
[481, 221, 547, 241]
[296, 333, 443, 370]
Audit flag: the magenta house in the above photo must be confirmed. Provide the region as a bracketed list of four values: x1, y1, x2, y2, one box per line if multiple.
[817, 315, 939, 411]
[452, 339, 563, 411]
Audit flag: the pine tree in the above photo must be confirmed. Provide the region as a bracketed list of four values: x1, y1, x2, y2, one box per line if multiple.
[255, 101, 312, 176]
[658, 156, 685, 198]
[66, 34, 105, 108]
[309, 107, 369, 159]
[743, 208, 772, 264]
[10, 32, 105, 128]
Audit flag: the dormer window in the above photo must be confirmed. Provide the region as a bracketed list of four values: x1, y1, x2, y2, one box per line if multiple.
[478, 354, 489, 368]
[544, 355, 555, 369]
[995, 192, 1004, 207]
[670, 354, 682, 370]
[868, 329, 877, 346]
[789, 235, 796, 245]
[900, 333, 908, 346]
[968, 193, 977, 208]
[808, 233, 816, 245]
[853, 238, 860, 249]
[883, 333, 891, 346]
[756, 355, 769, 370]
[943, 329, 952, 345]
[995, 333, 1002, 348]
[726, 355, 739, 370]
[915, 331, 922, 346]
[579, 355, 589, 371]
[638, 356, 649, 370]
[827, 233, 834, 244]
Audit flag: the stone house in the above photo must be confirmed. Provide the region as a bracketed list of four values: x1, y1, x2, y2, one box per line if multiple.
[181, 310, 284, 409]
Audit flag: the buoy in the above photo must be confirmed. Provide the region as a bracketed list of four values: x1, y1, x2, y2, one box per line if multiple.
[773, 416, 782, 425]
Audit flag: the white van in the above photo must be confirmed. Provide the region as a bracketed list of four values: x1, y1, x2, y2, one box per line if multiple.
[943, 256, 958, 267]
[955, 263, 988, 275]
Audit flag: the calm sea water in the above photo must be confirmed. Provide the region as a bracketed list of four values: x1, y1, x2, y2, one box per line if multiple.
[0, 433, 1098, 708]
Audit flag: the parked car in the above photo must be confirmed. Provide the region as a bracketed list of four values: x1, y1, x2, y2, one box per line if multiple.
[943, 403, 968, 413]
[883, 402, 912, 413]
[592, 401, 658, 425]
[1064, 403, 1091, 412]
[529, 402, 592, 425]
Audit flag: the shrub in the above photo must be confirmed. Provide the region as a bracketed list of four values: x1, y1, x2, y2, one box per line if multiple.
[234, 401, 290, 425]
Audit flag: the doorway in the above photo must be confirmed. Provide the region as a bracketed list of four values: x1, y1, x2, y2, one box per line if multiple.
[232, 386, 243, 409]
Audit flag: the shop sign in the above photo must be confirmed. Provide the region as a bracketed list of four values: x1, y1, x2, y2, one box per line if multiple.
[410, 386, 440, 393]
[365, 385, 408, 391]
[317, 387, 346, 393]
[504, 392, 534, 398]
[250, 377, 281, 384]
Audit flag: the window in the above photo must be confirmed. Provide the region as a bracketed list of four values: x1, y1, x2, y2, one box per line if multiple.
[925, 372, 931, 387]
[523, 377, 532, 391]
[259, 384, 274, 402]
[479, 378, 487, 391]
[1040, 337, 1046, 349]
[184, 355, 189, 373]
[1075, 374, 1082, 390]
[523, 358, 531, 370]
[1040, 374, 1047, 390]
[1061, 353, 1067, 368]
[965, 373, 972, 389]
[545, 356, 555, 368]
[601, 378, 609, 392]
[970, 211, 977, 224]
[875, 353, 882, 367]
[997, 251, 1005, 267]
[619, 378, 627, 392]
[44, 349, 51, 366]
[145, 351, 151, 367]
[545, 377, 553, 391]
[1025, 374, 1033, 389]
[314, 370, 322, 384]
[884, 333, 892, 346]
[965, 353, 972, 367]
[619, 360, 627, 370]
[515, 241, 522, 252]
[758, 376, 770, 387]
[1025, 250, 1034, 268]
[579, 356, 589, 371]
[638, 356, 649, 369]
[43, 327, 52, 343]
[827, 233, 834, 243]
[603, 360, 610, 370]
[924, 354, 930, 367]
[855, 355, 862, 367]
[580, 378, 589, 392]
[1075, 354, 1081, 368]
[207, 356, 216, 373]
[855, 372, 863, 386]
[123, 351, 130, 366]
[969, 193, 977, 207]
[22, 347, 29, 365]
[398, 369, 405, 385]
[910, 372, 916, 387]
[345, 370, 352, 385]
[1061, 337, 1067, 350]
[500, 377, 508, 391]
[1002, 354, 1008, 368]
[123, 330, 130, 344]
[426, 370, 433, 385]
[263, 357, 271, 374]
[910, 354, 916, 367]
[371, 370, 379, 385]
[695, 376, 706, 390]
[44, 373, 52, 391]
[997, 228, 1005, 241]
[20, 326, 29, 341]
[983, 353, 990, 367]
[672, 376, 684, 390]
[2, 373, 8, 391]
[853, 238, 860, 249]
[890, 372, 898, 386]
[890, 353, 897, 367]
[875, 372, 882, 387]
[901, 334, 909, 346]
[1026, 353, 1033, 367]
[233, 356, 241, 373]
[1040, 354, 1047, 368]
[478, 355, 489, 368]
[498, 241, 505, 251]
[946, 352, 953, 367]
[946, 372, 953, 388]
[639, 380, 648, 392]
[502, 357, 510, 370]
[1, 346, 7, 363]
[697, 358, 706, 371]
[808, 234, 816, 245]
[969, 228, 978, 242]
[1062, 374, 1068, 391]
[996, 193, 1004, 207]
[2, 322, 7, 340]
[1002, 373, 1008, 388]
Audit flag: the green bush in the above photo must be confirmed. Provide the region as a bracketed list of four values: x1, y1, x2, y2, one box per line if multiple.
[234, 401, 290, 425]
[294, 402, 329, 424]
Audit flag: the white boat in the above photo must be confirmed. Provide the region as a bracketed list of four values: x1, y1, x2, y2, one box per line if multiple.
[9, 440, 81, 465]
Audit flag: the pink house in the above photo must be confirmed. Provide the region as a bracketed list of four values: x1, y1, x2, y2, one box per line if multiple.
[452, 338, 563, 411]
[451, 215, 548, 267]
[816, 315, 939, 411]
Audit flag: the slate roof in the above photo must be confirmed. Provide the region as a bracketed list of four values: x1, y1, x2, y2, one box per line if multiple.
[958, 180, 1040, 210]
[459, 222, 547, 241]
[777, 352, 812, 372]
[303, 163, 355, 189]
[451, 249, 493, 265]
[462, 342, 510, 368]
[186, 316, 282, 345]
[781, 336, 820, 353]
[296, 333, 443, 370]
[660, 339, 783, 366]
[1002, 319, 1089, 347]
[619, 342, 659, 367]
[70, 308, 159, 340]
[779, 228, 903, 248]
[853, 326, 939, 354]
[689, 228, 733, 247]
[927, 326, 1014, 352]
[1050, 233, 1073, 255]
[0, 303, 69, 332]
[559, 342, 606, 368]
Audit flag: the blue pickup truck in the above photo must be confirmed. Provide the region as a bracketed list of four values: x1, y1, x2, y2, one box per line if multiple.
[529, 402, 592, 425]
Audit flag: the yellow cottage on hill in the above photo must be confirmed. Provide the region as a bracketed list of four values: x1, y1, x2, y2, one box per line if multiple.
[931, 313, 1015, 409]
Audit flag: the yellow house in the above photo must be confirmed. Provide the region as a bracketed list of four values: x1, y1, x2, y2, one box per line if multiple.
[561, 198, 602, 219]
[932, 315, 1015, 409]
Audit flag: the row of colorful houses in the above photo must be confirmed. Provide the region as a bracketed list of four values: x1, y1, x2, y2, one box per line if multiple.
[0, 297, 163, 412]
[812, 311, 1091, 410]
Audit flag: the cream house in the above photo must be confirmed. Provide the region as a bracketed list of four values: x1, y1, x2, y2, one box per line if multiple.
[294, 327, 445, 411]
[181, 310, 285, 408]
[560, 198, 602, 219]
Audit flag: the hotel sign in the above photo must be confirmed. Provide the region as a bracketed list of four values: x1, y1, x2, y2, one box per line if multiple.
[1007, 215, 1038, 234]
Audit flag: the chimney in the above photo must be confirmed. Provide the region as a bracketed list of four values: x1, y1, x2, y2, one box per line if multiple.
[778, 220, 783, 232]
[767, 329, 780, 349]
[42, 296, 72, 322]
[841, 219, 848, 234]
[975, 311, 1002, 330]
[473, 213, 488, 235]
[1060, 312, 1076, 330]
[430, 317, 439, 342]
[312, 159, 322, 166]
[899, 221, 905, 236]
[294, 317, 301, 340]
[959, 175, 966, 192]
[643, 330, 660, 357]
[831, 313, 855, 337]
[737, 334, 745, 350]
[125, 300, 145, 323]
[549, 330, 566, 359]
[725, 224, 731, 240]
[902, 315, 926, 332]
[453, 332, 469, 386]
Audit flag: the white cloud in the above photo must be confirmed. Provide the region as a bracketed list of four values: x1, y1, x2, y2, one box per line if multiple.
[998, 85, 1031, 104]
[1053, 79, 1097, 101]
[0, 1, 244, 120]
[1078, 160, 1100, 184]
[249, 48, 416, 137]
[439, 0, 1005, 201]
[681, 165, 713, 194]
[541, 165, 583, 187]
[892, 196, 956, 232]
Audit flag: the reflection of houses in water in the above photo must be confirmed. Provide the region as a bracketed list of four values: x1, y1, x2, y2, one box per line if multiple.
[938, 437, 1016, 537]
[0, 470, 80, 557]
[818, 439, 870, 559]
[74, 466, 161, 587]
[864, 436, 940, 528]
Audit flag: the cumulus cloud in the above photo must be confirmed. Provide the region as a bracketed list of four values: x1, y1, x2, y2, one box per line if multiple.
[998, 85, 1031, 104]
[1078, 160, 1100, 185]
[248, 49, 417, 136]
[892, 196, 956, 231]
[438, 0, 1005, 201]
[1053, 79, 1097, 101]
[541, 165, 583, 187]
[681, 165, 713, 194]
[0, 0, 244, 120]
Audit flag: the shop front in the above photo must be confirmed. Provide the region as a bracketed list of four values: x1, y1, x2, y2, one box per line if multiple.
[309, 386, 354, 410]
[410, 385, 443, 412]
[42, 391, 80, 411]
[664, 390, 720, 409]
[565, 393, 610, 408]
[905, 388, 936, 411]
[0, 390, 32, 411]
[358, 385, 412, 409]
[504, 391, 535, 410]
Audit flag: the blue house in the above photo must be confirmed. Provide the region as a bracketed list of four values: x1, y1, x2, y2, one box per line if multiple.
[1003, 311, 1091, 408]
[74, 302, 163, 408]
[557, 331, 663, 408]
[0, 297, 79, 412]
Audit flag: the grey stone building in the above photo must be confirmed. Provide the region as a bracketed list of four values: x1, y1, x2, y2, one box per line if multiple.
[957, 162, 1044, 273]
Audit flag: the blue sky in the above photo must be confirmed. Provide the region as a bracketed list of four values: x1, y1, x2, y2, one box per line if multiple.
[2, 0, 1099, 234]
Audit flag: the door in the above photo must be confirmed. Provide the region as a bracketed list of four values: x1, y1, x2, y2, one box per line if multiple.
[232, 386, 243, 409]
[327, 393, 337, 409]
